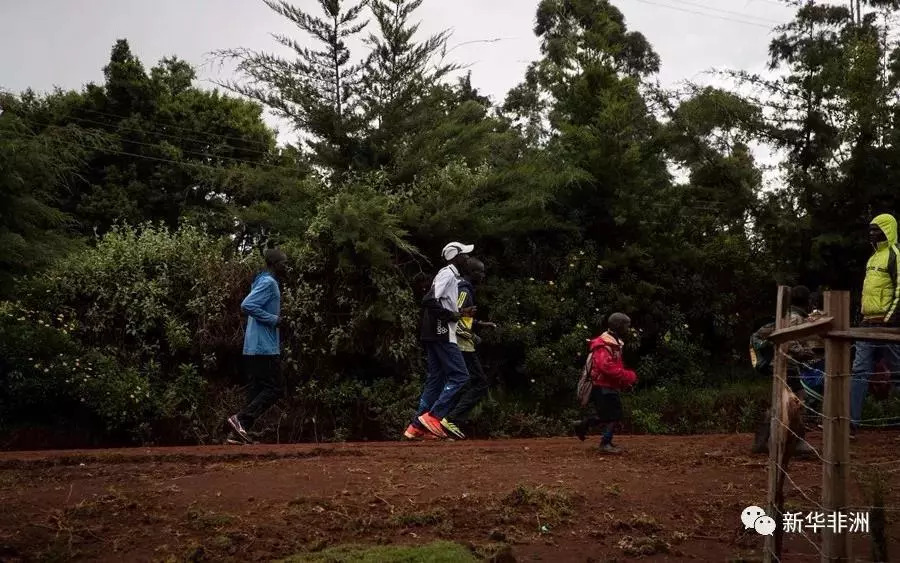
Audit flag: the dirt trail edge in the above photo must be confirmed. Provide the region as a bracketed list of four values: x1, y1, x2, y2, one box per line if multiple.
[0, 432, 896, 562]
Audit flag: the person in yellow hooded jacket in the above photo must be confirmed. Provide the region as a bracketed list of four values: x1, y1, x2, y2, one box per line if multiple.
[850, 213, 900, 435]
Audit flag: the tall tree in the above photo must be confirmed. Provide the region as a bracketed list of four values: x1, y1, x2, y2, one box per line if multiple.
[654, 85, 772, 354]
[10, 40, 280, 237]
[0, 104, 100, 294]
[358, 0, 455, 169]
[496, 0, 774, 373]
[733, 1, 900, 291]
[508, 0, 667, 252]
[216, 0, 368, 173]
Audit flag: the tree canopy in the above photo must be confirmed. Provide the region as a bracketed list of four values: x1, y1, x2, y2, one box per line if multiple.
[2, 0, 898, 445]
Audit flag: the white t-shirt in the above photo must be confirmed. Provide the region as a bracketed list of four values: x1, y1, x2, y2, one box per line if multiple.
[431, 264, 461, 344]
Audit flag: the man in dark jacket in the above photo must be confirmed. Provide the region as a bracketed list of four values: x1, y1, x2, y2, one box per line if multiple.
[441, 258, 497, 438]
[404, 242, 476, 440]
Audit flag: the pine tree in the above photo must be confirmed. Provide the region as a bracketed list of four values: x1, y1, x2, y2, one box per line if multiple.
[732, 1, 900, 288]
[358, 0, 456, 169]
[216, 0, 368, 173]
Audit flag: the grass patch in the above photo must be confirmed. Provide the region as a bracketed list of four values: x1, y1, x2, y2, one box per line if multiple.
[617, 535, 671, 557]
[65, 491, 136, 518]
[0, 470, 25, 488]
[471, 543, 513, 561]
[278, 541, 477, 562]
[36, 540, 79, 563]
[613, 512, 663, 534]
[501, 484, 574, 526]
[185, 507, 235, 530]
[391, 509, 447, 528]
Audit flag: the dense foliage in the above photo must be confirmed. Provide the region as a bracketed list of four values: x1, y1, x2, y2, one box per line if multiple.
[1, 0, 898, 447]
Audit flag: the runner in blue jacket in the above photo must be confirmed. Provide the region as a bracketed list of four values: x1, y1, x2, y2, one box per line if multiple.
[227, 248, 288, 444]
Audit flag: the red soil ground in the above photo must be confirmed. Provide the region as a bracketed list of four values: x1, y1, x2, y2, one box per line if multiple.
[0, 431, 896, 562]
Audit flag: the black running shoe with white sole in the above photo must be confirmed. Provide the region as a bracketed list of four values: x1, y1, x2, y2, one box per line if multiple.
[227, 414, 252, 443]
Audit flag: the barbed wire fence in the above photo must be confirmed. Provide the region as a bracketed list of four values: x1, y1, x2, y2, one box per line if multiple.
[761, 287, 900, 563]
[768, 361, 896, 561]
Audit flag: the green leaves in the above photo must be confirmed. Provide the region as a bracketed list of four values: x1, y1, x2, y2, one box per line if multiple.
[216, 0, 368, 173]
[0, 107, 98, 295]
[10, 0, 900, 445]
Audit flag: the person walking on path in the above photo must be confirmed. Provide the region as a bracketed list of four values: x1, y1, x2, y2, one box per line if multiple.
[573, 313, 637, 454]
[851, 213, 900, 436]
[227, 248, 288, 444]
[404, 242, 476, 440]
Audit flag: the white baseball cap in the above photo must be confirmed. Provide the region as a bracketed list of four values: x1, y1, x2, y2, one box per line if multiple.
[442, 241, 474, 261]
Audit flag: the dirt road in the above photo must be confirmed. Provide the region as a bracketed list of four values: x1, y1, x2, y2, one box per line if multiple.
[0, 431, 896, 562]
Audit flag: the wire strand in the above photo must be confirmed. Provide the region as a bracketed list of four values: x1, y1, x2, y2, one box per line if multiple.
[625, 0, 777, 28]
[79, 108, 278, 150]
[54, 113, 276, 158]
[663, 0, 784, 25]
[11, 117, 289, 170]
[774, 417, 833, 465]
[775, 461, 828, 512]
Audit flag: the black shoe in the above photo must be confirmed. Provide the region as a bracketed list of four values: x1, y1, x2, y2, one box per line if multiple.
[573, 422, 587, 442]
[227, 414, 252, 443]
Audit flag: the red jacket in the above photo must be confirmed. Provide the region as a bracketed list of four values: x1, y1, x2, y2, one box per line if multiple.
[589, 332, 637, 390]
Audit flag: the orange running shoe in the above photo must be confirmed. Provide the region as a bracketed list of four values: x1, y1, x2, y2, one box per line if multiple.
[403, 424, 426, 440]
[417, 412, 447, 438]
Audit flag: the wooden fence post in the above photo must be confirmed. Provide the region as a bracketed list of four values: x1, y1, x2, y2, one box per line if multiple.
[765, 286, 791, 563]
[822, 291, 851, 562]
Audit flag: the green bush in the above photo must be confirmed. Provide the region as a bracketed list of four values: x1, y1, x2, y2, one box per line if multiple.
[861, 393, 900, 426]
[0, 302, 152, 439]
[249, 375, 422, 443]
[622, 379, 769, 434]
[0, 219, 781, 447]
[1, 224, 249, 444]
[22, 223, 249, 365]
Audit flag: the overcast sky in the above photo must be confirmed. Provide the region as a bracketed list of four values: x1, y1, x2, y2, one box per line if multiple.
[0, 0, 796, 165]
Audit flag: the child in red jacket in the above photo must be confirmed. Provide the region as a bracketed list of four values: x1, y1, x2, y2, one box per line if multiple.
[573, 313, 637, 453]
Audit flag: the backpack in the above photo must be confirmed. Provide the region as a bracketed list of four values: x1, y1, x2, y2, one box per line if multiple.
[749, 321, 775, 374]
[577, 350, 595, 407]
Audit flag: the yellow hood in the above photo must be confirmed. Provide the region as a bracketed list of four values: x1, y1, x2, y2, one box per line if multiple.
[872, 213, 898, 247]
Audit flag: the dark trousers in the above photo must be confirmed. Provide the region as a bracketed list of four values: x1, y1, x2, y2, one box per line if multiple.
[413, 340, 470, 423]
[851, 336, 900, 426]
[238, 355, 281, 428]
[752, 370, 808, 454]
[752, 408, 810, 453]
[447, 351, 489, 423]
[578, 387, 623, 444]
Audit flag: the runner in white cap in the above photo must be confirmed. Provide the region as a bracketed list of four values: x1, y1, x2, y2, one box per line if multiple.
[404, 242, 476, 439]
[441, 242, 474, 261]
